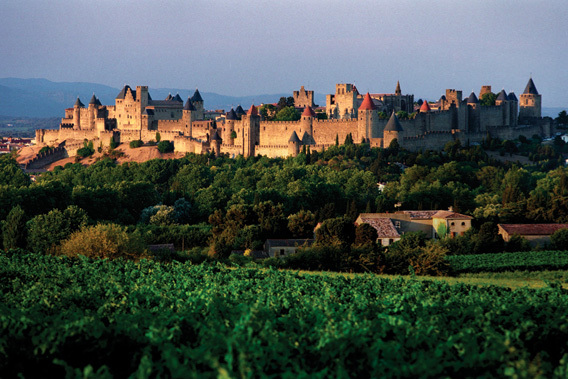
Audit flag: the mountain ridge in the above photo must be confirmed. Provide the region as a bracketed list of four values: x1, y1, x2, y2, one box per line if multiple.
[0, 78, 327, 118]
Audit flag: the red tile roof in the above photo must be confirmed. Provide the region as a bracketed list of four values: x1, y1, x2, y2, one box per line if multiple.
[247, 104, 258, 116]
[420, 101, 431, 112]
[359, 92, 376, 111]
[499, 224, 568, 236]
[302, 106, 316, 117]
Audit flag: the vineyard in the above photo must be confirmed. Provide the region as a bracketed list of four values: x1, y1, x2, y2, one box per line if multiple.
[1, 250, 568, 377]
[448, 250, 568, 274]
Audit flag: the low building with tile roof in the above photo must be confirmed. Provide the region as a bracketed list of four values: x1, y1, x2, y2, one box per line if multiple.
[498, 224, 568, 247]
[356, 210, 472, 243]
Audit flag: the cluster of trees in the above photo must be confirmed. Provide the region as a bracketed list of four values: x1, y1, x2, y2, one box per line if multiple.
[3, 129, 568, 272]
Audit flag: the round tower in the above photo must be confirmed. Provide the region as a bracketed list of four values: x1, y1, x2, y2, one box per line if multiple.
[288, 131, 301, 157]
[73, 97, 84, 130]
[191, 89, 204, 120]
[225, 108, 237, 146]
[210, 130, 223, 157]
[183, 96, 195, 137]
[358, 93, 377, 143]
[301, 106, 315, 144]
[383, 111, 404, 148]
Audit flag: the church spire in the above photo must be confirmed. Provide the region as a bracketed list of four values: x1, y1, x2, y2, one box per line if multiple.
[395, 81, 401, 96]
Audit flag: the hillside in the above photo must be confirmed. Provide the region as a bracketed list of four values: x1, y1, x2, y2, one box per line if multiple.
[0, 78, 326, 118]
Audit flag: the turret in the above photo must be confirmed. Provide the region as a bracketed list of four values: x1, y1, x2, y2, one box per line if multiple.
[301, 106, 315, 144]
[225, 108, 237, 145]
[183, 96, 196, 137]
[73, 97, 84, 130]
[242, 105, 260, 158]
[383, 111, 403, 148]
[191, 89, 204, 120]
[88, 94, 97, 130]
[519, 78, 541, 122]
[210, 130, 222, 157]
[358, 93, 377, 143]
[419, 99, 431, 113]
[288, 131, 301, 157]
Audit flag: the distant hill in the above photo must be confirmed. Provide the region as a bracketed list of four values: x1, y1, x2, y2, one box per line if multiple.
[0, 78, 327, 118]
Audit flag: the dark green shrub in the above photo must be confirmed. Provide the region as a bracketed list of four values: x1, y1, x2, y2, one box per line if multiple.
[129, 140, 143, 148]
[157, 140, 174, 153]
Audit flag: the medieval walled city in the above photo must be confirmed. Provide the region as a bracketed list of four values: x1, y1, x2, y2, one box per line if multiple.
[34, 78, 550, 160]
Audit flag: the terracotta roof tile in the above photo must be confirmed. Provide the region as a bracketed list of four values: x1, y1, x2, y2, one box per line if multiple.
[499, 224, 568, 236]
[359, 92, 376, 111]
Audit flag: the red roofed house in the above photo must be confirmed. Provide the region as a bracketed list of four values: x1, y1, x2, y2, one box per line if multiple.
[498, 224, 568, 247]
[355, 210, 473, 246]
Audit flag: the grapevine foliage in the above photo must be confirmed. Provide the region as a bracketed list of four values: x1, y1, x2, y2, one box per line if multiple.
[1, 251, 567, 377]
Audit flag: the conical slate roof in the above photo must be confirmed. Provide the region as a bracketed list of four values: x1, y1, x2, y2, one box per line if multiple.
[384, 111, 403, 132]
[226, 108, 237, 120]
[165, 93, 173, 101]
[247, 104, 258, 116]
[420, 100, 431, 112]
[302, 106, 316, 117]
[235, 105, 246, 116]
[89, 94, 97, 105]
[288, 131, 300, 143]
[184, 97, 196, 111]
[467, 92, 479, 104]
[173, 94, 183, 102]
[523, 78, 539, 95]
[210, 130, 222, 141]
[508, 92, 518, 101]
[74, 97, 84, 107]
[496, 89, 508, 102]
[359, 93, 376, 111]
[439, 95, 446, 101]
[95, 97, 102, 106]
[191, 88, 203, 102]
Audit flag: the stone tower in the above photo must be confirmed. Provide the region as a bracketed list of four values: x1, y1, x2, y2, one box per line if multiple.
[358, 93, 377, 143]
[88, 94, 97, 130]
[191, 89, 204, 120]
[73, 97, 84, 130]
[183, 97, 196, 137]
[467, 92, 480, 132]
[288, 131, 301, 157]
[519, 78, 541, 122]
[300, 106, 315, 144]
[225, 108, 237, 145]
[383, 111, 403, 148]
[210, 130, 222, 157]
[242, 105, 260, 158]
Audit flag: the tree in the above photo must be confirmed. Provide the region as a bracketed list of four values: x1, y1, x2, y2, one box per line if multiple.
[2, 205, 26, 250]
[354, 223, 378, 247]
[0, 154, 31, 187]
[274, 106, 300, 121]
[156, 132, 161, 143]
[288, 210, 316, 238]
[157, 140, 174, 153]
[59, 223, 147, 260]
[315, 217, 355, 248]
[480, 92, 497, 106]
[259, 104, 277, 121]
[27, 205, 88, 254]
[550, 228, 568, 250]
[556, 110, 568, 125]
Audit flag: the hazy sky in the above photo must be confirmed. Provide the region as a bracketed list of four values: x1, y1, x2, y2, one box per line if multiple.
[2, 0, 567, 106]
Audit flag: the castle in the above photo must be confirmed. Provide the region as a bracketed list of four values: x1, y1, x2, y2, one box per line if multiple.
[35, 78, 551, 159]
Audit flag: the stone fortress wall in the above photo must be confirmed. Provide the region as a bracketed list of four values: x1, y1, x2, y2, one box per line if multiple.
[33, 78, 551, 164]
